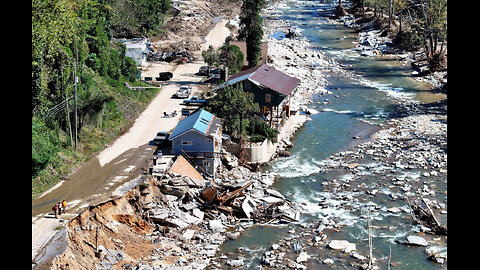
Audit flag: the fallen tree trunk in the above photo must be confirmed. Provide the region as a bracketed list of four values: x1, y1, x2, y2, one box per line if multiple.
[407, 191, 447, 236]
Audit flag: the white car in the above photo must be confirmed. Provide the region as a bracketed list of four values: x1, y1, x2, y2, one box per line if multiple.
[175, 86, 192, 98]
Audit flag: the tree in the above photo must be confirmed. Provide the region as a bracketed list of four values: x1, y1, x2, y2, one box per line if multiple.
[418, 0, 447, 60]
[32, 117, 60, 177]
[218, 43, 244, 75]
[238, 0, 265, 68]
[205, 85, 259, 138]
[202, 46, 218, 67]
[112, 0, 171, 37]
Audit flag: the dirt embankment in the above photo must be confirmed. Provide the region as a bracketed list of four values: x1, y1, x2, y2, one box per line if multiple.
[49, 182, 160, 269]
[152, 0, 240, 53]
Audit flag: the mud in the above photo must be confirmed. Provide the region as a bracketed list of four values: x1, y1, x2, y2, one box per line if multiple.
[32, 143, 155, 217]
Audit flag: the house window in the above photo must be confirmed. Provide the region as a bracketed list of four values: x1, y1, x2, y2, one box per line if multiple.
[265, 93, 271, 103]
[203, 160, 211, 167]
[205, 139, 212, 143]
[182, 141, 192, 145]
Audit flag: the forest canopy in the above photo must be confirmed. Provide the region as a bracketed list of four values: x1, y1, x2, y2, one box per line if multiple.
[32, 0, 171, 196]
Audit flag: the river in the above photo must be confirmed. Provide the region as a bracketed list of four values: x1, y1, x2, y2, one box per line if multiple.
[217, 0, 446, 269]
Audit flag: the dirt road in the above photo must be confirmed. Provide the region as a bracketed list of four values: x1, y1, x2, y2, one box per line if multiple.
[32, 18, 231, 263]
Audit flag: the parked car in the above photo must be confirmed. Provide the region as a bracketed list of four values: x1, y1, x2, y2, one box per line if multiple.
[175, 85, 192, 98]
[199, 65, 211, 76]
[153, 131, 169, 146]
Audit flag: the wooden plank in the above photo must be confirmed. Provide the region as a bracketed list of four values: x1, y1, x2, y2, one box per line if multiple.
[219, 180, 253, 205]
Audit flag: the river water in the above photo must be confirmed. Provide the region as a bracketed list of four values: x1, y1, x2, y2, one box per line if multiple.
[217, 0, 446, 269]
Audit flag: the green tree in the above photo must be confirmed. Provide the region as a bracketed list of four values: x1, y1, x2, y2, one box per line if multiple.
[218, 43, 244, 75]
[238, 0, 265, 68]
[248, 116, 278, 142]
[112, 0, 171, 36]
[205, 85, 259, 137]
[202, 46, 218, 67]
[418, 0, 447, 60]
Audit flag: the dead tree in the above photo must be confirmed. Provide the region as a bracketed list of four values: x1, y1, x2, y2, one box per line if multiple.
[407, 190, 447, 235]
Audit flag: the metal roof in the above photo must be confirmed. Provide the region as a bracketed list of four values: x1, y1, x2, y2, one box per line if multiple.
[169, 110, 215, 140]
[222, 64, 300, 96]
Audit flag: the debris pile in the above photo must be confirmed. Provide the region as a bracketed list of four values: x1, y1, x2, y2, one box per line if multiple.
[145, 167, 301, 231]
[52, 162, 301, 270]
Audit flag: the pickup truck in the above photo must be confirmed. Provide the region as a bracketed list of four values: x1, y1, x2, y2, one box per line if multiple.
[183, 96, 207, 105]
[198, 65, 211, 76]
[153, 131, 169, 146]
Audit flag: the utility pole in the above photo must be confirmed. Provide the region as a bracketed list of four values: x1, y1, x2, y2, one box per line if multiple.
[74, 61, 78, 151]
[62, 60, 85, 151]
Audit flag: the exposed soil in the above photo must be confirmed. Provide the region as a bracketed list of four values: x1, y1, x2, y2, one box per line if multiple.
[152, 0, 240, 53]
[49, 184, 158, 269]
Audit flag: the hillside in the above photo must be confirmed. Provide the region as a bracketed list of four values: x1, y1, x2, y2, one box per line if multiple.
[32, 0, 240, 198]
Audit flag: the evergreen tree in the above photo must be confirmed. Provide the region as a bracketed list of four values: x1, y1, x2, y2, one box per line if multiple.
[238, 0, 265, 68]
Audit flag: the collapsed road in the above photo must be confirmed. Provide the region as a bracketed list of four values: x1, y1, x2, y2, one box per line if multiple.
[33, 147, 303, 269]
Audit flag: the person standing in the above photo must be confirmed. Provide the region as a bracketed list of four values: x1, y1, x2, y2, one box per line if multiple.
[53, 204, 58, 218]
[62, 200, 67, 213]
[57, 201, 62, 215]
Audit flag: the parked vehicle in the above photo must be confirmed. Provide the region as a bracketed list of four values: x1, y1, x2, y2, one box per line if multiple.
[183, 96, 207, 105]
[175, 85, 192, 98]
[199, 65, 211, 76]
[153, 131, 169, 146]
[157, 72, 173, 81]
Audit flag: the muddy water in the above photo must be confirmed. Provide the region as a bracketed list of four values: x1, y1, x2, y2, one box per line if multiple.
[32, 143, 155, 217]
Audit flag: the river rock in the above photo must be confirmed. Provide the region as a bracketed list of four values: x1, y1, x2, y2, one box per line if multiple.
[406, 235, 428, 246]
[323, 258, 334, 264]
[271, 243, 280, 250]
[227, 259, 244, 267]
[328, 240, 356, 253]
[387, 207, 402, 213]
[296, 252, 310, 263]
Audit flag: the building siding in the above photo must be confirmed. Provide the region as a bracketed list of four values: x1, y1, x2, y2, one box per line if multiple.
[171, 130, 214, 155]
[171, 130, 216, 176]
[243, 81, 285, 107]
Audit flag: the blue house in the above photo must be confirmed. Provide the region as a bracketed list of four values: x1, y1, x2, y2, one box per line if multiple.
[169, 110, 222, 177]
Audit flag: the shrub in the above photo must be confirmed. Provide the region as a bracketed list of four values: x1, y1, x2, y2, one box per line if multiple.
[32, 117, 60, 177]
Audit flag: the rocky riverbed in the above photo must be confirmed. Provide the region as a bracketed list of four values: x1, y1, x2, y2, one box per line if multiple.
[337, 12, 447, 93]
[256, 98, 447, 269]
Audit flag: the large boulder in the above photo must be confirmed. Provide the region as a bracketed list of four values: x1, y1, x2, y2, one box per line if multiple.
[328, 240, 357, 253]
[406, 235, 428, 246]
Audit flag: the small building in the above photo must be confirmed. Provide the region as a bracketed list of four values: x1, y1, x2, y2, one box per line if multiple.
[118, 38, 151, 66]
[169, 110, 222, 177]
[217, 64, 300, 125]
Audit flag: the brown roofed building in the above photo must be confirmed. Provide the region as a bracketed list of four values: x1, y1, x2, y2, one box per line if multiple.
[217, 64, 300, 125]
[221, 64, 300, 107]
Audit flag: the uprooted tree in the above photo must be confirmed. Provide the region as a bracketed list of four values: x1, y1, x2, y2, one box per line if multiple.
[407, 191, 447, 236]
